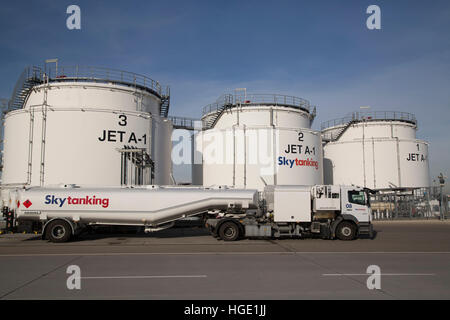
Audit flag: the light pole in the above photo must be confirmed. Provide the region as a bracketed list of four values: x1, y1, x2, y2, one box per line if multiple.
[358, 105, 370, 120]
[234, 88, 247, 103]
[438, 173, 447, 220]
[45, 58, 58, 78]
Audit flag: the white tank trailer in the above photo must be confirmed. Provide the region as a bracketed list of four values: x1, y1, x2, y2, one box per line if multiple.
[198, 93, 323, 191]
[321, 111, 430, 190]
[1, 66, 173, 209]
[13, 183, 373, 242]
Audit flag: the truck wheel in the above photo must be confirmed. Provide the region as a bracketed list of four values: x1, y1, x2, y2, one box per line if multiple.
[218, 222, 240, 241]
[46, 220, 72, 243]
[336, 221, 357, 240]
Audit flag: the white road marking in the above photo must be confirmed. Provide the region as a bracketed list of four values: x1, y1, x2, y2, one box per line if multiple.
[82, 275, 207, 279]
[323, 273, 436, 276]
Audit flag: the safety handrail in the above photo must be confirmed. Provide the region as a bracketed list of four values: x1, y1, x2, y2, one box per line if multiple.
[8, 66, 43, 110]
[202, 93, 312, 116]
[7, 65, 170, 113]
[321, 111, 417, 130]
[46, 65, 165, 96]
[168, 116, 201, 130]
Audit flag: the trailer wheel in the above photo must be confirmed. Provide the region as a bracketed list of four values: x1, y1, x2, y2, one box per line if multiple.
[45, 220, 72, 243]
[218, 221, 240, 241]
[336, 221, 357, 241]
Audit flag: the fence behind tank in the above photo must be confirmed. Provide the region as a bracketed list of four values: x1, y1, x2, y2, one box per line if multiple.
[370, 186, 449, 220]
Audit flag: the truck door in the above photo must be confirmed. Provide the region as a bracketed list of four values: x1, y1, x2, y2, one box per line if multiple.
[343, 189, 370, 222]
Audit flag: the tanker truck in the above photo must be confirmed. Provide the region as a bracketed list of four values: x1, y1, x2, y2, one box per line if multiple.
[8, 184, 373, 242]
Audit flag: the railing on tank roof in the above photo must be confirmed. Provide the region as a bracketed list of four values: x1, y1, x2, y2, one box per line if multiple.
[45, 65, 166, 97]
[202, 93, 312, 116]
[168, 116, 202, 130]
[321, 111, 417, 131]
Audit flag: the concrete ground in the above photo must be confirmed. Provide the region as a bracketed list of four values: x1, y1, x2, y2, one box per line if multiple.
[0, 220, 449, 299]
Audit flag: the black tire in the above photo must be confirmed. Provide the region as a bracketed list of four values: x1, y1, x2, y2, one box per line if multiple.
[336, 221, 357, 240]
[218, 221, 240, 241]
[45, 220, 72, 243]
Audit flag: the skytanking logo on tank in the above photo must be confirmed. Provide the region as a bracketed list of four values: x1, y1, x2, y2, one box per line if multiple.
[44, 195, 110, 208]
[278, 157, 319, 170]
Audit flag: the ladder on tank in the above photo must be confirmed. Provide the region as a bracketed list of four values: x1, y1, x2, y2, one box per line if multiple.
[160, 86, 170, 118]
[202, 95, 234, 129]
[8, 67, 43, 110]
[323, 120, 358, 142]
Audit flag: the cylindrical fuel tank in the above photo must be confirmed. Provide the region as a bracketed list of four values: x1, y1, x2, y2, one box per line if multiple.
[199, 94, 322, 190]
[322, 111, 430, 189]
[2, 107, 155, 186]
[191, 131, 204, 185]
[152, 117, 173, 185]
[1, 66, 172, 190]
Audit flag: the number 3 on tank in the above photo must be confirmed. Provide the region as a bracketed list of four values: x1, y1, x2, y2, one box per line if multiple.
[118, 115, 127, 126]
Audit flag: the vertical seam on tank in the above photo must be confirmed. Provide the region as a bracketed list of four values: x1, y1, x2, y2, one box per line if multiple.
[372, 138, 376, 188]
[396, 137, 401, 187]
[362, 123, 366, 187]
[39, 86, 49, 186]
[27, 109, 34, 185]
[244, 125, 247, 188]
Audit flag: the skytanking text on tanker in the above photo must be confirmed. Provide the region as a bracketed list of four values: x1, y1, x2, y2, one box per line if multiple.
[44, 195, 110, 208]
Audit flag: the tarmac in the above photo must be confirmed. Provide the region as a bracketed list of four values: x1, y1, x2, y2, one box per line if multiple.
[0, 220, 449, 299]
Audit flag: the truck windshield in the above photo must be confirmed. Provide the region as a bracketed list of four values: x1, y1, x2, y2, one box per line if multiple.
[348, 190, 366, 206]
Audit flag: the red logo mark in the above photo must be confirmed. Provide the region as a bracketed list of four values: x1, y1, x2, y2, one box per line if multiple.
[23, 200, 32, 208]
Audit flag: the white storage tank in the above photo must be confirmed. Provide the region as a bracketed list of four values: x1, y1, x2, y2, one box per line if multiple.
[152, 117, 173, 185]
[198, 93, 323, 190]
[1, 65, 172, 190]
[168, 116, 203, 185]
[322, 111, 430, 189]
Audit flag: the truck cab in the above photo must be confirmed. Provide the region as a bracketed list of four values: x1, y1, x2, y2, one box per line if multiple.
[207, 185, 374, 241]
[312, 185, 373, 239]
[341, 186, 372, 223]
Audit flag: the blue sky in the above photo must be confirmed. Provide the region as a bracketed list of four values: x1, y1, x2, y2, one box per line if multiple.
[0, 0, 449, 189]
